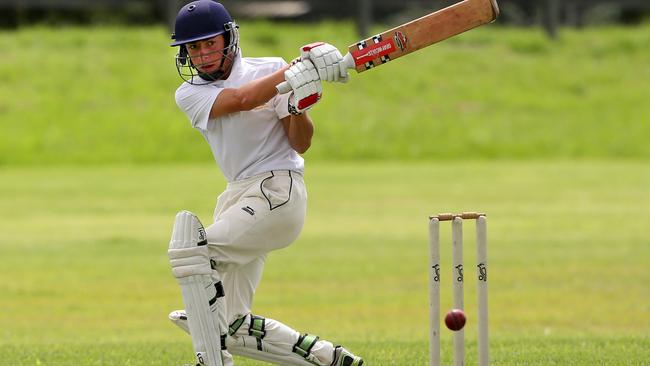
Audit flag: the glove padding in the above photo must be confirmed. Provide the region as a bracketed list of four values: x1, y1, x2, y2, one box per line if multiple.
[300, 42, 349, 83]
[284, 59, 322, 115]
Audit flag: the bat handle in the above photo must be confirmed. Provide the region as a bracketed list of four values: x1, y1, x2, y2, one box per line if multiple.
[276, 81, 292, 95]
[275, 52, 355, 95]
[342, 52, 355, 69]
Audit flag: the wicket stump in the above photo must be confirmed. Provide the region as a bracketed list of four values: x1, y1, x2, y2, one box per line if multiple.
[428, 212, 488, 366]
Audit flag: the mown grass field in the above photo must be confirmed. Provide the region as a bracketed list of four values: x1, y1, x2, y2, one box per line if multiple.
[0, 20, 649, 365]
[1, 162, 649, 365]
[0, 22, 649, 164]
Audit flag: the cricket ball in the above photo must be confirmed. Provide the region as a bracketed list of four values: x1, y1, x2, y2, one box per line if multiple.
[445, 309, 466, 331]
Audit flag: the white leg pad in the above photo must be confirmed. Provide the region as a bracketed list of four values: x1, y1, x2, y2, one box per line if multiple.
[169, 210, 225, 366]
[227, 336, 319, 366]
[169, 311, 328, 366]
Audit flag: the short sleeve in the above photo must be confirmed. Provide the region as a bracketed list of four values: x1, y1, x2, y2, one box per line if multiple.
[175, 83, 223, 131]
[273, 92, 291, 120]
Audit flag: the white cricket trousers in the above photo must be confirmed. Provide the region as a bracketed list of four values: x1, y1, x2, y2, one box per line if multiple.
[197, 170, 337, 365]
[206, 170, 307, 320]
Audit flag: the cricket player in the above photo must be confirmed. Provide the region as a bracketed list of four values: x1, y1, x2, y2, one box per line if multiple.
[166, 1, 363, 366]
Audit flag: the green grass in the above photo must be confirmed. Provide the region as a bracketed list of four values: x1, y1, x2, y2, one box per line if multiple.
[1, 162, 648, 364]
[1, 23, 649, 164]
[0, 20, 648, 365]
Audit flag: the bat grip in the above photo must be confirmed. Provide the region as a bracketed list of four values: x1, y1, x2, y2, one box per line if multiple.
[276, 81, 292, 95]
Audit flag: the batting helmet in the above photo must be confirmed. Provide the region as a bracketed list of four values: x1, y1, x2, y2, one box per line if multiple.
[171, 0, 240, 84]
[171, 0, 233, 46]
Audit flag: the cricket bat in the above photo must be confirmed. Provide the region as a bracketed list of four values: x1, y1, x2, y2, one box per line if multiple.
[277, 0, 499, 94]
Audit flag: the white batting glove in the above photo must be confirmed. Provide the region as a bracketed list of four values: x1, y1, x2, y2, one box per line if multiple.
[300, 42, 349, 83]
[284, 59, 323, 115]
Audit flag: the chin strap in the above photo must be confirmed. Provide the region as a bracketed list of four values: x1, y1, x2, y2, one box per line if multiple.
[198, 47, 237, 82]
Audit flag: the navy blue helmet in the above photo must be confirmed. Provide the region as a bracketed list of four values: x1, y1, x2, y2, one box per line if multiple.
[171, 1, 240, 84]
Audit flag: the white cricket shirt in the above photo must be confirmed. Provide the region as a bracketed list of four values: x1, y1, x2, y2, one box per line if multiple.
[175, 54, 302, 182]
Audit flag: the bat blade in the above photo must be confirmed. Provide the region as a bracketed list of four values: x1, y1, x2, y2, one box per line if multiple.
[349, 0, 499, 72]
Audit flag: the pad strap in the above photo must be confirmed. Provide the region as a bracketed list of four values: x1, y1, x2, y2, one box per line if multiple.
[229, 315, 247, 336]
[209, 281, 225, 306]
[249, 315, 267, 339]
[292, 333, 319, 358]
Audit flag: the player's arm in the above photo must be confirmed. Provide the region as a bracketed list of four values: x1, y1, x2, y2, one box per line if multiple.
[210, 42, 347, 119]
[279, 59, 323, 154]
[281, 114, 314, 154]
[209, 66, 290, 119]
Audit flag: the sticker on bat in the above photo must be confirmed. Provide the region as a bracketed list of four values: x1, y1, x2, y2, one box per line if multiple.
[393, 31, 408, 51]
[351, 38, 396, 66]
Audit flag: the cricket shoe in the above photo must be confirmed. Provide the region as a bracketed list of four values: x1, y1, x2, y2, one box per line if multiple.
[169, 309, 190, 334]
[331, 346, 364, 366]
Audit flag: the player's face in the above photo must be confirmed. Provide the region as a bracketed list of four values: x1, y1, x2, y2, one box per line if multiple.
[186, 35, 227, 74]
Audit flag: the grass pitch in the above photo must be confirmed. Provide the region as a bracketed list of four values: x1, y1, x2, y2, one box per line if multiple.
[1, 161, 648, 365]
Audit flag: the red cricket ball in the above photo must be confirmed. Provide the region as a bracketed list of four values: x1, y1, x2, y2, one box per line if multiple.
[445, 309, 467, 331]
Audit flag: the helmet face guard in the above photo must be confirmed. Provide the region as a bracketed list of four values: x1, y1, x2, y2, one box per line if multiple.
[175, 22, 240, 85]
[170, 1, 240, 85]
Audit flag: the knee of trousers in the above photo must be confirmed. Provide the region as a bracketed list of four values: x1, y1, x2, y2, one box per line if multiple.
[168, 210, 213, 278]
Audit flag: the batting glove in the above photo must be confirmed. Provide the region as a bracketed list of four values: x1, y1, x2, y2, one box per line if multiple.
[284, 59, 323, 115]
[300, 42, 349, 83]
